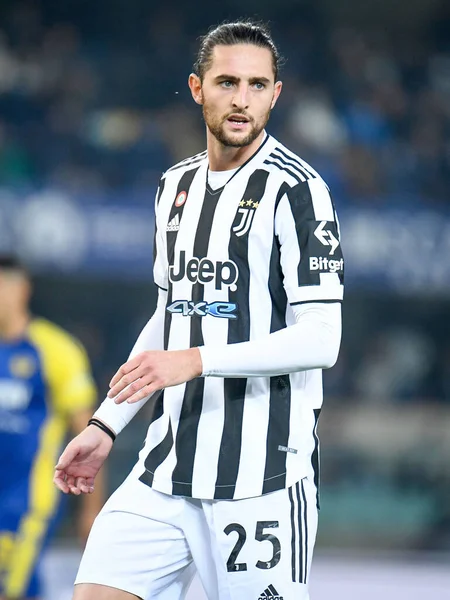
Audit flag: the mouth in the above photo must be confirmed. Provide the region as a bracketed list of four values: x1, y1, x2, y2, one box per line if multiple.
[226, 114, 251, 129]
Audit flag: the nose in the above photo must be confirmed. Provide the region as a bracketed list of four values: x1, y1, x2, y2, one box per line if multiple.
[232, 83, 249, 110]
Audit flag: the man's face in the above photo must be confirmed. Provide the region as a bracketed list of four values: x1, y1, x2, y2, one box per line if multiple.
[0, 269, 29, 326]
[196, 44, 282, 148]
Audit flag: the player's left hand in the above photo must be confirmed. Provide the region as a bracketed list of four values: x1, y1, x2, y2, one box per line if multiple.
[108, 348, 203, 404]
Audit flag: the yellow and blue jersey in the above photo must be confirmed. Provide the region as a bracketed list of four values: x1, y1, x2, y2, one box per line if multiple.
[0, 317, 96, 599]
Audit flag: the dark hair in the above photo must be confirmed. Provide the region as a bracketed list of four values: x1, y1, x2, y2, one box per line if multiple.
[0, 254, 28, 275]
[194, 20, 283, 81]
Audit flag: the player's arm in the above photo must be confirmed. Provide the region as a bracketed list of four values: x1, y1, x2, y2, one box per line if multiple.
[92, 177, 169, 435]
[92, 285, 167, 432]
[199, 302, 341, 377]
[54, 285, 167, 496]
[108, 302, 340, 402]
[44, 328, 108, 513]
[54, 185, 169, 494]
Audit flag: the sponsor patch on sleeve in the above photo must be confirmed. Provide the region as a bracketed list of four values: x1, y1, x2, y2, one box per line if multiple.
[298, 220, 344, 284]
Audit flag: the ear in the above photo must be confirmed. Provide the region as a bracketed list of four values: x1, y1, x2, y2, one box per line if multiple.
[188, 73, 203, 105]
[271, 80, 283, 110]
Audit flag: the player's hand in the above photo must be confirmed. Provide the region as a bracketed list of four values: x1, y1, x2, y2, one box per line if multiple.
[53, 425, 113, 496]
[108, 348, 203, 404]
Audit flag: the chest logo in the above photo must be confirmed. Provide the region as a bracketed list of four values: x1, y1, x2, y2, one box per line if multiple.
[9, 355, 36, 379]
[175, 191, 187, 207]
[166, 214, 180, 232]
[169, 251, 238, 292]
[232, 199, 260, 237]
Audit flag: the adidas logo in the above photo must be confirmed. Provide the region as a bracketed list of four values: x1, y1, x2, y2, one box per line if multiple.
[258, 584, 283, 600]
[166, 214, 180, 232]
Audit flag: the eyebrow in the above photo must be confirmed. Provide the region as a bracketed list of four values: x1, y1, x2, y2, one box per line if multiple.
[214, 74, 272, 85]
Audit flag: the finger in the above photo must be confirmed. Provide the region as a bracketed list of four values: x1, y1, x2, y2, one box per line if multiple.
[75, 476, 91, 494]
[113, 375, 154, 404]
[54, 480, 69, 493]
[108, 364, 151, 399]
[55, 443, 80, 471]
[66, 474, 81, 496]
[109, 356, 142, 389]
[68, 475, 81, 496]
[53, 470, 70, 494]
[126, 382, 160, 404]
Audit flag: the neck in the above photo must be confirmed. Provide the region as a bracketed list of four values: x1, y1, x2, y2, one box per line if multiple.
[207, 129, 265, 171]
[0, 312, 29, 342]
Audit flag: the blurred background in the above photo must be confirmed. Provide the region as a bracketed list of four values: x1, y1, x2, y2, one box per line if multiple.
[0, 0, 449, 597]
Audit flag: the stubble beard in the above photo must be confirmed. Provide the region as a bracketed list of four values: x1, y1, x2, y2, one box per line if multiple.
[203, 103, 271, 148]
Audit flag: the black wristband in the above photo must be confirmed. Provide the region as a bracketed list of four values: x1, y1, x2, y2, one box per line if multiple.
[87, 418, 116, 442]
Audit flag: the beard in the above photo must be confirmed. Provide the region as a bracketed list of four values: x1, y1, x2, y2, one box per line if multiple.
[203, 103, 271, 148]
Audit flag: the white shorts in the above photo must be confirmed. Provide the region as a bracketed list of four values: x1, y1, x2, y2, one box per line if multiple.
[76, 473, 318, 600]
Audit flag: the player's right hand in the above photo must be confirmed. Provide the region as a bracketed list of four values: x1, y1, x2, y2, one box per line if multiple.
[53, 424, 114, 496]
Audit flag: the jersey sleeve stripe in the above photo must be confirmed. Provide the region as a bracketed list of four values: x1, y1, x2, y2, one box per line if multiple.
[288, 286, 344, 302]
[284, 182, 319, 287]
[164, 151, 207, 174]
[271, 149, 315, 181]
[275, 146, 319, 179]
[264, 158, 306, 184]
[290, 298, 342, 305]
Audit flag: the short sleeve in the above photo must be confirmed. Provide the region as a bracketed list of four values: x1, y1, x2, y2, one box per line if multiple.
[153, 180, 168, 290]
[28, 319, 97, 417]
[275, 178, 344, 304]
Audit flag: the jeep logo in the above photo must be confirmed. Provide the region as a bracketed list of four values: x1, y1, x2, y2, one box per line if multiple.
[169, 251, 239, 291]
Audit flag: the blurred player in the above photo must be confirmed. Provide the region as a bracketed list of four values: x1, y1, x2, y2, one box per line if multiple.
[0, 255, 102, 600]
[55, 19, 344, 600]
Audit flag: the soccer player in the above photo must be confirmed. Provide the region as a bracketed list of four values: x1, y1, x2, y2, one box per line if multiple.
[54, 20, 344, 600]
[0, 255, 102, 600]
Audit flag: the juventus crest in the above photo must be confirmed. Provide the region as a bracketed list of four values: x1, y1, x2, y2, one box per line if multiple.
[232, 198, 260, 237]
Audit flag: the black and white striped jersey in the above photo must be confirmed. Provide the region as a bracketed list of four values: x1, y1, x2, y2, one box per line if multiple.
[136, 133, 344, 500]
